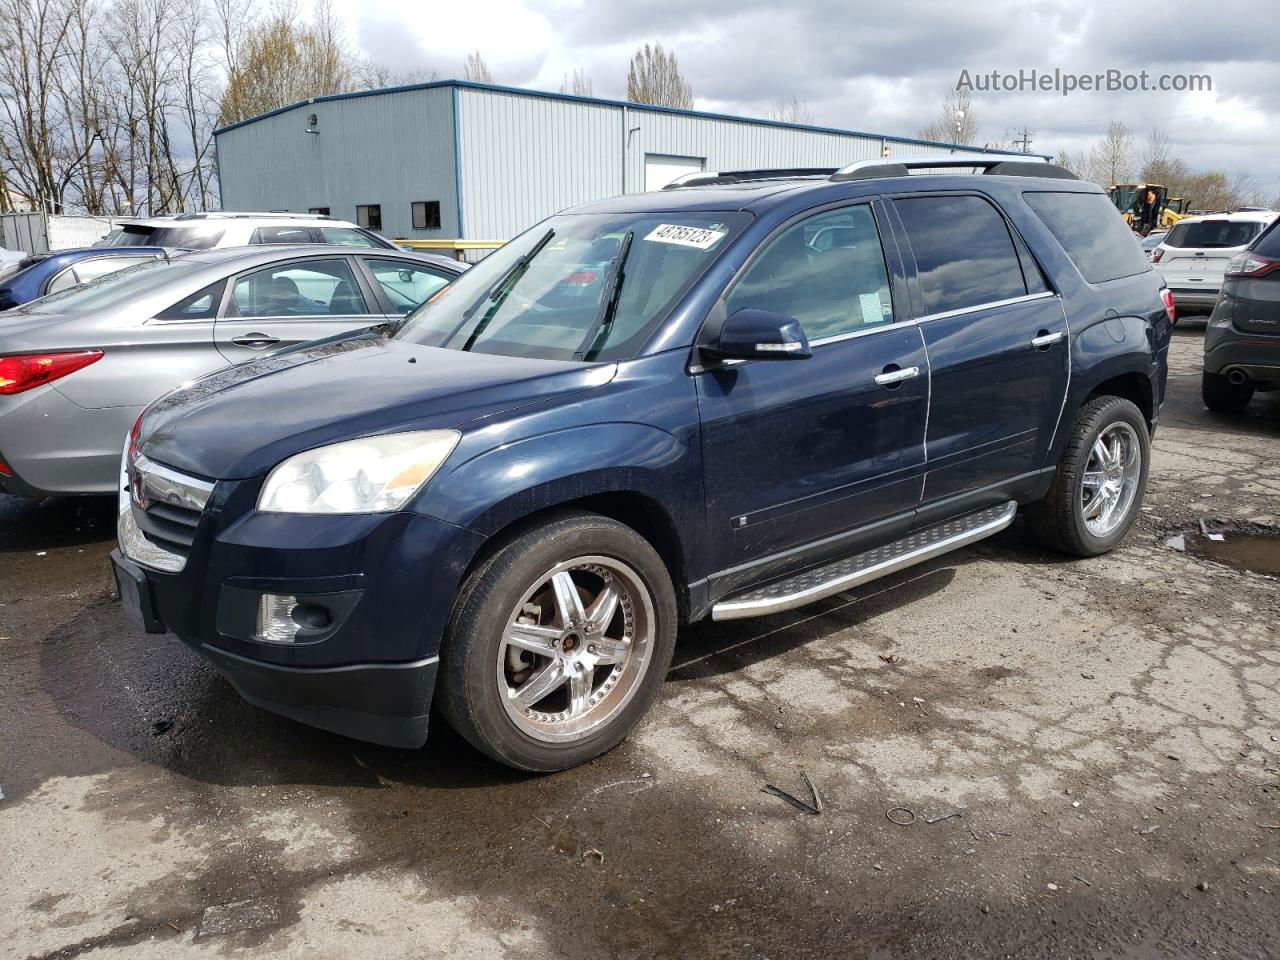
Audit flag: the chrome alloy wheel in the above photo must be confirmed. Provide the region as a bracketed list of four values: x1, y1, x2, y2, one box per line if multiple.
[497, 555, 655, 743]
[1080, 422, 1142, 537]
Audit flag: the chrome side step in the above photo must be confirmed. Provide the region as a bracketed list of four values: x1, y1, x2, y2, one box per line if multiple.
[711, 501, 1017, 621]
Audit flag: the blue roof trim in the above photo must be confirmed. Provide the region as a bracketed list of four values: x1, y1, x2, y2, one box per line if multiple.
[213, 79, 1046, 159]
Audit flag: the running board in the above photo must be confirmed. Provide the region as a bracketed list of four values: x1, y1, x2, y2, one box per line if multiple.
[711, 501, 1018, 621]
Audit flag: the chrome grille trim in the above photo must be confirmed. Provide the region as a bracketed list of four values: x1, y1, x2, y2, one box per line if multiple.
[117, 449, 212, 574]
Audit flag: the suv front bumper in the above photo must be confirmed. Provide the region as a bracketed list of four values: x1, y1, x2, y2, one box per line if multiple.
[113, 470, 485, 749]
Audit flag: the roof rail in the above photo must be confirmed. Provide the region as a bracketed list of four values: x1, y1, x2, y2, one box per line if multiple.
[663, 167, 839, 189]
[831, 154, 1077, 182]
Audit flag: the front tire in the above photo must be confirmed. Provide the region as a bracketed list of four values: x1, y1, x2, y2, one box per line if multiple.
[1202, 371, 1254, 413]
[1025, 396, 1150, 557]
[437, 512, 678, 772]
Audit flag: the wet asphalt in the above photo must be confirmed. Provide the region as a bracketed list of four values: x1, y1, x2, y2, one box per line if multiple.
[1, 326, 1278, 959]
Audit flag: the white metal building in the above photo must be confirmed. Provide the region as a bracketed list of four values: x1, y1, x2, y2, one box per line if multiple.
[214, 80, 1027, 244]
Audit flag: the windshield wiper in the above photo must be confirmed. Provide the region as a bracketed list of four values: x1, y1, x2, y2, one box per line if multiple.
[451, 228, 556, 351]
[573, 230, 634, 362]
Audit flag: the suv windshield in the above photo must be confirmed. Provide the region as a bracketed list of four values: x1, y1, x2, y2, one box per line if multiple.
[115, 224, 225, 249]
[1163, 220, 1265, 249]
[21, 257, 203, 314]
[394, 212, 748, 361]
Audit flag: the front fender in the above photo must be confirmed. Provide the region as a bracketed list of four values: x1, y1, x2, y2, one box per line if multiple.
[413, 421, 704, 567]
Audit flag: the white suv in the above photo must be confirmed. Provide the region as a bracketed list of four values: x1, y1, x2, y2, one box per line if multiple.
[97, 212, 399, 251]
[1153, 210, 1279, 314]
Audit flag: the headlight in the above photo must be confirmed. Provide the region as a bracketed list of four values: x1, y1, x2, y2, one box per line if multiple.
[257, 430, 460, 514]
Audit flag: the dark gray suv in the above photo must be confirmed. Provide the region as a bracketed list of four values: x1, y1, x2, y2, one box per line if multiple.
[1203, 220, 1280, 412]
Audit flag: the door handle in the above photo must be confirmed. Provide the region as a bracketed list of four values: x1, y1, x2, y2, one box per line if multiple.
[230, 333, 281, 349]
[1031, 331, 1065, 349]
[874, 365, 920, 387]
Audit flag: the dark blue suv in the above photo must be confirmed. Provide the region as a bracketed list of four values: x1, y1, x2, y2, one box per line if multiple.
[112, 155, 1173, 771]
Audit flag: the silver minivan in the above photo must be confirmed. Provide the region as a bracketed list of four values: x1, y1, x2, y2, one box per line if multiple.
[0, 246, 462, 497]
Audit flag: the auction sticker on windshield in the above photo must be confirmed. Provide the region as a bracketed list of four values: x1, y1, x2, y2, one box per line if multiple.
[645, 224, 726, 250]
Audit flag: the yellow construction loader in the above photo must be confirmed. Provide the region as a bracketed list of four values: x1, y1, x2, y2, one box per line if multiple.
[1108, 184, 1189, 232]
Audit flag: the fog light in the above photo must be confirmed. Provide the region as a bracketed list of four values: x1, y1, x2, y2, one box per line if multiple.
[254, 594, 336, 644]
[255, 593, 302, 644]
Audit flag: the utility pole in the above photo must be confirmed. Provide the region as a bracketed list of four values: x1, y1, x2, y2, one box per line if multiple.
[1012, 128, 1034, 154]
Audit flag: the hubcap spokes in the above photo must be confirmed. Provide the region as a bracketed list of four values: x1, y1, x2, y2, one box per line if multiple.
[497, 556, 654, 743]
[1080, 423, 1141, 536]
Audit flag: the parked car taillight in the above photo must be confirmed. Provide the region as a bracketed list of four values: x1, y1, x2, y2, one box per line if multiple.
[0, 350, 103, 395]
[1225, 253, 1280, 277]
[1160, 288, 1176, 323]
[1151, 248, 1164, 263]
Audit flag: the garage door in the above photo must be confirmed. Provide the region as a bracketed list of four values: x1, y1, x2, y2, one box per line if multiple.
[645, 154, 706, 192]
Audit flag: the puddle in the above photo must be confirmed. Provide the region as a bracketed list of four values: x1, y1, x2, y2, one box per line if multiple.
[1167, 530, 1280, 576]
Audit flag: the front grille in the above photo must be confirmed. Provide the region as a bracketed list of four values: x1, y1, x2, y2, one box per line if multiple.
[134, 498, 202, 556]
[122, 454, 214, 570]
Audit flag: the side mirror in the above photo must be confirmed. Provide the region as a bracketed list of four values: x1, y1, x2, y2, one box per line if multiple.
[398, 269, 413, 282]
[701, 308, 812, 362]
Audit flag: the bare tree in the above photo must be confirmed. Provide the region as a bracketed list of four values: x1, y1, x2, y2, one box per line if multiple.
[558, 68, 592, 97]
[1087, 121, 1133, 187]
[765, 95, 814, 125]
[464, 51, 492, 83]
[918, 89, 975, 145]
[626, 43, 693, 109]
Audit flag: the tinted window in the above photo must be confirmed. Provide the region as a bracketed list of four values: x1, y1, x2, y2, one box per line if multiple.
[894, 195, 1026, 314]
[115, 225, 223, 249]
[317, 227, 378, 248]
[231, 259, 369, 318]
[356, 205, 382, 231]
[1252, 222, 1280, 258]
[1163, 219, 1265, 249]
[412, 201, 442, 230]
[365, 259, 451, 313]
[726, 205, 893, 340]
[1022, 191, 1151, 284]
[158, 281, 225, 320]
[251, 226, 313, 245]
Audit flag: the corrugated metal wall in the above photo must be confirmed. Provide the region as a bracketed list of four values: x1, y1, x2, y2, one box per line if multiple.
[216, 87, 459, 239]
[457, 89, 974, 240]
[217, 82, 1008, 244]
[456, 88, 622, 240]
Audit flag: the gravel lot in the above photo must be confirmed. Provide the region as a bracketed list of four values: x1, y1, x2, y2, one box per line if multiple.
[2, 326, 1278, 960]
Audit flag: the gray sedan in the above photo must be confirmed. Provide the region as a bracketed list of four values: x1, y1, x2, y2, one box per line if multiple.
[0, 245, 464, 497]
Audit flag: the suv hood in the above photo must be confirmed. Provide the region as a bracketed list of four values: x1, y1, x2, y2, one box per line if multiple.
[139, 335, 615, 480]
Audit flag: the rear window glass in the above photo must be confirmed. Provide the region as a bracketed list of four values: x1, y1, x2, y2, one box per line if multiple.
[1252, 222, 1280, 259]
[116, 224, 224, 249]
[1023, 192, 1150, 284]
[1163, 220, 1264, 250]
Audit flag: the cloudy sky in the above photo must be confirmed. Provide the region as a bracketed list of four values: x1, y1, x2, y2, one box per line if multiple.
[329, 0, 1278, 201]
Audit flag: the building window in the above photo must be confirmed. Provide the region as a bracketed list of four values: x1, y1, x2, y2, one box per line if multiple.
[308, 206, 331, 216]
[411, 201, 441, 231]
[356, 204, 382, 231]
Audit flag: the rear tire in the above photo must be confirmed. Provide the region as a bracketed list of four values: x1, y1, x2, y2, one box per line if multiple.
[1202, 371, 1254, 413]
[1025, 396, 1149, 557]
[437, 511, 677, 772]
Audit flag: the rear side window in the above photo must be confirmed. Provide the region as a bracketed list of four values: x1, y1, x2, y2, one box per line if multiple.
[1252, 222, 1280, 258]
[894, 195, 1027, 314]
[1164, 219, 1265, 250]
[157, 281, 225, 320]
[1023, 191, 1150, 284]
